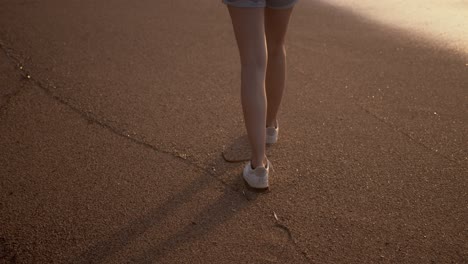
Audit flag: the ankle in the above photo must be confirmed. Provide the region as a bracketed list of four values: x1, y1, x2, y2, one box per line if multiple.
[251, 156, 267, 169]
[266, 119, 277, 128]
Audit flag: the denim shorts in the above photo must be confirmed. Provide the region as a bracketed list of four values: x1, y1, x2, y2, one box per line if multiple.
[222, 0, 298, 9]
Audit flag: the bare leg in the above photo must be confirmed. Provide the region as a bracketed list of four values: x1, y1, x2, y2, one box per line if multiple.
[227, 6, 267, 169]
[265, 7, 294, 128]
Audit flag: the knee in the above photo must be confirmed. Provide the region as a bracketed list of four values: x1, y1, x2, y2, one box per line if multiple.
[267, 44, 286, 58]
[240, 52, 267, 72]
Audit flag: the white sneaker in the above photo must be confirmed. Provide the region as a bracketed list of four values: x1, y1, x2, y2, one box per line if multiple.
[266, 120, 279, 144]
[242, 158, 273, 190]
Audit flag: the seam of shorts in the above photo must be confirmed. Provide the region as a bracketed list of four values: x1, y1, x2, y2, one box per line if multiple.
[222, 0, 266, 8]
[266, 0, 299, 9]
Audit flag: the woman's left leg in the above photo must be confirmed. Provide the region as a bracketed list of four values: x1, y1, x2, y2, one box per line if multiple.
[227, 6, 268, 169]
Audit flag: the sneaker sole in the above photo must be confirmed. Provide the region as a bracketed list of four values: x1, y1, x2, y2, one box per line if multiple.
[243, 178, 270, 192]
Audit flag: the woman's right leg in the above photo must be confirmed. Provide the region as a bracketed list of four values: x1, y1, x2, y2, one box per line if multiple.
[227, 6, 268, 169]
[264, 7, 294, 128]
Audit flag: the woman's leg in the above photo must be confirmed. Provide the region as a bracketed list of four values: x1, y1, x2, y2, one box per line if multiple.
[265, 7, 294, 128]
[227, 6, 268, 169]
